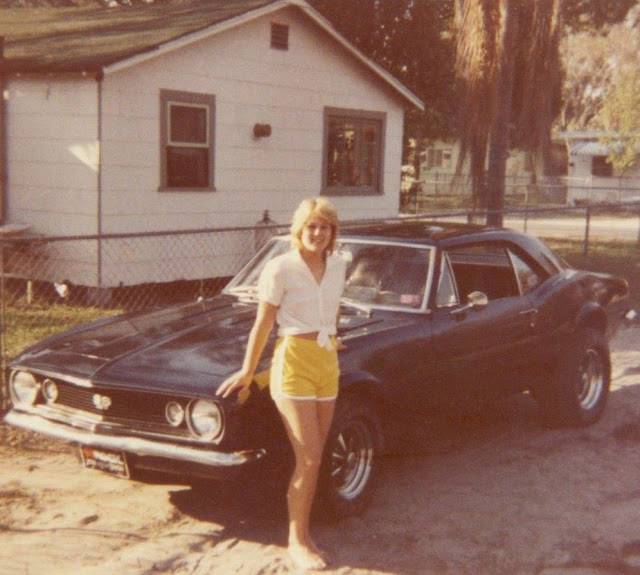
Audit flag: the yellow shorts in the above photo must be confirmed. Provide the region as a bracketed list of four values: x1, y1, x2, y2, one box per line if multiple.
[269, 336, 339, 401]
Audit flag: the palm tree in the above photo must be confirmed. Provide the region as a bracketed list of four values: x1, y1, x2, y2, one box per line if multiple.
[455, 0, 563, 226]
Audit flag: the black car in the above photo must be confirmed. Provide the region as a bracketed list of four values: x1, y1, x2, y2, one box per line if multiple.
[4, 222, 629, 516]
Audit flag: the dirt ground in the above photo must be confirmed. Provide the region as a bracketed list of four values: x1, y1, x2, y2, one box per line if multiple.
[2, 327, 640, 575]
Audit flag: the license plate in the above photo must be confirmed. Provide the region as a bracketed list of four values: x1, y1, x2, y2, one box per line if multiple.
[79, 446, 130, 479]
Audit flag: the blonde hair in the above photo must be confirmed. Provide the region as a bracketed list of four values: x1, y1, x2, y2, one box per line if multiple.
[290, 197, 339, 254]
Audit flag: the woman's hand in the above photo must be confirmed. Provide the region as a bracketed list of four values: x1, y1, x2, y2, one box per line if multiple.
[216, 370, 253, 399]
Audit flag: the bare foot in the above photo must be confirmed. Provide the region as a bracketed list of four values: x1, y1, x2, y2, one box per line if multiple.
[288, 542, 327, 571]
[305, 538, 328, 561]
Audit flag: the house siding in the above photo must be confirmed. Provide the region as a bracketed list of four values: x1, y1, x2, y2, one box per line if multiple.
[94, 6, 405, 287]
[6, 78, 99, 286]
[7, 6, 409, 288]
[7, 78, 98, 234]
[100, 6, 404, 234]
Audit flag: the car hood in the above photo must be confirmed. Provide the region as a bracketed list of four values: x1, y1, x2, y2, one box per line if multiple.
[12, 296, 391, 396]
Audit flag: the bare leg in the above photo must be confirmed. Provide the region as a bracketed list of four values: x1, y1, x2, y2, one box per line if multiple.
[303, 399, 336, 555]
[275, 397, 331, 571]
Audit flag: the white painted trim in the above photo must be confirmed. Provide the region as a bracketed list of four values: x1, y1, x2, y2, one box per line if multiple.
[102, 0, 424, 111]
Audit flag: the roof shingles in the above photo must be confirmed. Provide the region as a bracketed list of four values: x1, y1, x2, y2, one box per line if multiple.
[0, 0, 278, 73]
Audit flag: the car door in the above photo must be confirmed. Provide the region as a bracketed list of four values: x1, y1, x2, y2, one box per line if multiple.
[505, 245, 572, 384]
[429, 242, 540, 409]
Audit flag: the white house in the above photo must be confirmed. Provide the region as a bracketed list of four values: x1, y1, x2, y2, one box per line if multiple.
[559, 131, 640, 204]
[0, 0, 423, 288]
[417, 140, 537, 195]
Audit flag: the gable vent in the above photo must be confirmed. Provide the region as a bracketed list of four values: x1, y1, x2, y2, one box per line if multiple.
[271, 23, 289, 50]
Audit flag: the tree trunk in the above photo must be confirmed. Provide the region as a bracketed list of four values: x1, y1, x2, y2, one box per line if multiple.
[486, 0, 518, 227]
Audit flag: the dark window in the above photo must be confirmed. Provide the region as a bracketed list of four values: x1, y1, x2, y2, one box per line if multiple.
[271, 23, 289, 50]
[592, 155, 613, 177]
[447, 244, 520, 301]
[424, 148, 452, 170]
[160, 90, 215, 191]
[323, 108, 385, 196]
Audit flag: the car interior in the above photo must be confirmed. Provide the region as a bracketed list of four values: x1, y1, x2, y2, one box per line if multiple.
[444, 245, 522, 303]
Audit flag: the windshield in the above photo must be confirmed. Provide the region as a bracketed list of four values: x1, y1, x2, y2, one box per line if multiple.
[225, 237, 433, 311]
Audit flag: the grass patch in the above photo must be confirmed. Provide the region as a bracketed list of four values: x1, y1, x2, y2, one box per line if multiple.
[4, 302, 121, 359]
[547, 238, 640, 308]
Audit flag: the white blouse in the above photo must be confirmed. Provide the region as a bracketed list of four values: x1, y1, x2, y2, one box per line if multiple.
[258, 249, 346, 349]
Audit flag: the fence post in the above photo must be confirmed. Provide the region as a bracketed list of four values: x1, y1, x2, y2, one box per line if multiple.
[0, 240, 6, 411]
[583, 205, 591, 258]
[637, 203, 640, 246]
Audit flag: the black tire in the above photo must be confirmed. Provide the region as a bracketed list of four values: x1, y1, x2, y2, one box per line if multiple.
[318, 395, 382, 518]
[536, 327, 611, 427]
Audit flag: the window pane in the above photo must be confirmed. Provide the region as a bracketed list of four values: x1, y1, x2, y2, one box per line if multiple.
[327, 120, 357, 186]
[448, 244, 519, 300]
[436, 258, 458, 307]
[167, 147, 208, 187]
[170, 105, 207, 144]
[342, 243, 428, 309]
[509, 250, 542, 294]
[362, 125, 379, 186]
[326, 115, 380, 189]
[591, 155, 612, 177]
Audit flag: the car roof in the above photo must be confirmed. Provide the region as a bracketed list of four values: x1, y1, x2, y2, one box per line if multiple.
[339, 220, 516, 247]
[337, 219, 565, 275]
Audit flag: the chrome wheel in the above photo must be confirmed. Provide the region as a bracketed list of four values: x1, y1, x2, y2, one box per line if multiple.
[576, 348, 604, 411]
[330, 419, 374, 501]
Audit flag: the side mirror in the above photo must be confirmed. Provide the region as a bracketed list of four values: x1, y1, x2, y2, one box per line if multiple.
[451, 290, 489, 316]
[467, 290, 488, 309]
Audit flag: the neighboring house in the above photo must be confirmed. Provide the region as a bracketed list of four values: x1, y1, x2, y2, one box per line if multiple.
[559, 131, 640, 204]
[0, 0, 423, 288]
[417, 140, 536, 195]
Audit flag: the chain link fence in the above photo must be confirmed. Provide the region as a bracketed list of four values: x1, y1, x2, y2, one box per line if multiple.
[405, 174, 640, 207]
[2, 209, 639, 411]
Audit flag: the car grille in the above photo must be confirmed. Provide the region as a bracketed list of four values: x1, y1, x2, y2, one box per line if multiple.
[37, 376, 193, 438]
[55, 382, 168, 423]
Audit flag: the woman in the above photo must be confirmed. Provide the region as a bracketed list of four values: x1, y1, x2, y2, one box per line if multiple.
[216, 197, 346, 571]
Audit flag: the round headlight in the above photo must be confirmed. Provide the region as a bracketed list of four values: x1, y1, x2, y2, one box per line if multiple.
[10, 371, 40, 406]
[165, 401, 185, 427]
[42, 379, 59, 404]
[187, 400, 223, 440]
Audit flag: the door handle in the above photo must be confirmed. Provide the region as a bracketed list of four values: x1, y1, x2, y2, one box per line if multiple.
[519, 308, 538, 328]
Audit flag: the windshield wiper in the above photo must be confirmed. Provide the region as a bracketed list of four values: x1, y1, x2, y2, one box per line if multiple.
[340, 297, 372, 318]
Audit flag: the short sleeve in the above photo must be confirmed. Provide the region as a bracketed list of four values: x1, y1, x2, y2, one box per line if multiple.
[258, 259, 285, 306]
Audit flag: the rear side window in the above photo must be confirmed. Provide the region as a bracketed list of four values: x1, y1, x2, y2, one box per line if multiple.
[446, 244, 519, 301]
[508, 250, 543, 294]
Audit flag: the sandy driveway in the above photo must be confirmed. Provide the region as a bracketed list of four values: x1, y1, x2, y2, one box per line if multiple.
[2, 327, 640, 575]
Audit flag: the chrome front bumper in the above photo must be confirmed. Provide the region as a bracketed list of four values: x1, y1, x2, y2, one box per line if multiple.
[5, 410, 265, 469]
